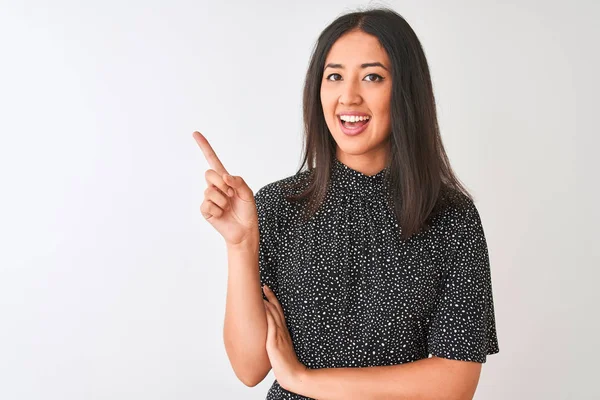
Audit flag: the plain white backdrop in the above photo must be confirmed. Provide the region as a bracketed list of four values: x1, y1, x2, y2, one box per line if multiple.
[0, 0, 598, 398]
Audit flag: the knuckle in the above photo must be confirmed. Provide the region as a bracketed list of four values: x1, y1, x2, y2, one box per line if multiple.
[209, 202, 222, 217]
[200, 204, 210, 219]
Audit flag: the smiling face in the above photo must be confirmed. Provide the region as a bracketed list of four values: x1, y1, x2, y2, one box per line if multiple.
[320, 29, 393, 175]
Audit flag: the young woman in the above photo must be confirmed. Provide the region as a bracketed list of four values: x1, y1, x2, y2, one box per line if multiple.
[195, 7, 499, 400]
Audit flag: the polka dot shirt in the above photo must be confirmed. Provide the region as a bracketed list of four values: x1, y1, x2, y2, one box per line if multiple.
[254, 157, 499, 399]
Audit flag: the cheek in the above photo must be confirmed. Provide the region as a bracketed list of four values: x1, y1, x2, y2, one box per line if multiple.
[379, 112, 391, 129]
[376, 114, 392, 138]
[370, 93, 392, 132]
[320, 88, 333, 109]
[320, 90, 337, 123]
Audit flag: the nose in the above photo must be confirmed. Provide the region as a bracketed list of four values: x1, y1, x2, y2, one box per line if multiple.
[338, 80, 362, 106]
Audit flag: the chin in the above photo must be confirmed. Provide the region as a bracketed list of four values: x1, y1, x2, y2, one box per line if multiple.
[333, 141, 374, 156]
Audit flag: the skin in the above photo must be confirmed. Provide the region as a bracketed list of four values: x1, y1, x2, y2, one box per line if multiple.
[320, 29, 393, 176]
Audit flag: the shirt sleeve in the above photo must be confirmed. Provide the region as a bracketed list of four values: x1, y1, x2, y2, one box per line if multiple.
[254, 183, 281, 301]
[427, 198, 500, 363]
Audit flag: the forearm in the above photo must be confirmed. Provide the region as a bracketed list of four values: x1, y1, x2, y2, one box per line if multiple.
[292, 357, 476, 400]
[223, 236, 270, 385]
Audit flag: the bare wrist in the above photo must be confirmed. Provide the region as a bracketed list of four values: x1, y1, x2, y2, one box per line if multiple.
[226, 232, 259, 253]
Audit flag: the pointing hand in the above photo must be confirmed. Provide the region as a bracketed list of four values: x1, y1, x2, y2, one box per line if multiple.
[193, 131, 259, 247]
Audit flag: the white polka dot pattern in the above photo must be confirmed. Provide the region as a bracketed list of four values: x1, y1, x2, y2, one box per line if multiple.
[254, 158, 499, 399]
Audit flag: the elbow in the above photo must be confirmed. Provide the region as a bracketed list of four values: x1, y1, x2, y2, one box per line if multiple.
[223, 340, 270, 387]
[237, 373, 258, 387]
[223, 328, 271, 388]
[234, 365, 269, 387]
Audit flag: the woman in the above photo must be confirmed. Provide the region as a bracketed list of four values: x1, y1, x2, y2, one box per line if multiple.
[195, 7, 499, 400]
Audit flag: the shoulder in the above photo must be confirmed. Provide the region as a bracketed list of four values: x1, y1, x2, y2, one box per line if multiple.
[428, 188, 490, 275]
[254, 169, 312, 213]
[254, 169, 312, 203]
[431, 187, 483, 236]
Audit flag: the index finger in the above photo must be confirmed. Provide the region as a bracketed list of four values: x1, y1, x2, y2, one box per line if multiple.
[192, 131, 229, 175]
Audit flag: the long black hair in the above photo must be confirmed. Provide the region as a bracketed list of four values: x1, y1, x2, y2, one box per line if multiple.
[282, 7, 472, 241]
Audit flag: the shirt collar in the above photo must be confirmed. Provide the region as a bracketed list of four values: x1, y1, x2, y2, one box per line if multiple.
[330, 157, 389, 198]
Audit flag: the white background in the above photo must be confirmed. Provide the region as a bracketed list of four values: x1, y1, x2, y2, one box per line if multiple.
[1, 0, 598, 399]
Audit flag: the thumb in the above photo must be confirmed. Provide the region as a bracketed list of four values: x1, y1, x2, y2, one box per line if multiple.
[223, 173, 250, 193]
[223, 173, 253, 201]
[223, 173, 239, 187]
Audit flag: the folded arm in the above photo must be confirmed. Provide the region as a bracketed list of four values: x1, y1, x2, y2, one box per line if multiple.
[289, 356, 482, 400]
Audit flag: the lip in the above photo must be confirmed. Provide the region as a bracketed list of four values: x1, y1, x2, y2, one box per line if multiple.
[338, 115, 371, 136]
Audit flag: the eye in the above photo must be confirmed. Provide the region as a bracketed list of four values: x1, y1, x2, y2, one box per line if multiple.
[326, 73, 342, 81]
[364, 73, 384, 82]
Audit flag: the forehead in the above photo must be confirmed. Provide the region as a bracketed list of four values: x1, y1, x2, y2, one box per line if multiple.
[325, 30, 390, 66]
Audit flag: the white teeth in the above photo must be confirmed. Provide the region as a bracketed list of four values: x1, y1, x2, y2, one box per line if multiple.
[340, 115, 370, 122]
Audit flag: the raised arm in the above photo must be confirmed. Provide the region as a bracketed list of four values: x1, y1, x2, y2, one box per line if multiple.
[193, 131, 271, 386]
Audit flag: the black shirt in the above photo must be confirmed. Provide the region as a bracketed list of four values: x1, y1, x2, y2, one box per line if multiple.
[254, 157, 500, 399]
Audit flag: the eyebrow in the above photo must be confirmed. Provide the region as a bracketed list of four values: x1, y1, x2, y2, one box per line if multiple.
[324, 62, 389, 71]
